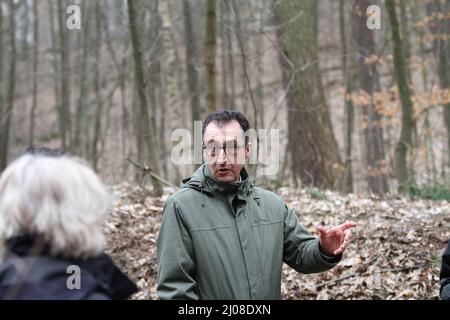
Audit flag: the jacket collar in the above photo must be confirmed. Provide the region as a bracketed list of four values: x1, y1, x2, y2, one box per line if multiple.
[182, 164, 251, 196]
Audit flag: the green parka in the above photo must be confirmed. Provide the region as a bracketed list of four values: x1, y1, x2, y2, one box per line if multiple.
[157, 165, 340, 300]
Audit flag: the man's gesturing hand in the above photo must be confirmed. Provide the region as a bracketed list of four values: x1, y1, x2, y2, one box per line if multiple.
[317, 221, 357, 256]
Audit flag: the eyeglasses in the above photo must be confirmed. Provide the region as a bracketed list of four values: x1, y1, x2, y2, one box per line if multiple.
[202, 141, 245, 158]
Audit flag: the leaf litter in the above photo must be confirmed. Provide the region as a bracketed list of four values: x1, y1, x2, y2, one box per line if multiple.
[103, 183, 450, 300]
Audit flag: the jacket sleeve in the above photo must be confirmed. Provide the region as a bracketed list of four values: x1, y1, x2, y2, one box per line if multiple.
[440, 240, 450, 300]
[283, 205, 341, 274]
[157, 198, 198, 300]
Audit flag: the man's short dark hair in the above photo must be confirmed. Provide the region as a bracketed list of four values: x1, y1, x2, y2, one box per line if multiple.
[202, 110, 250, 144]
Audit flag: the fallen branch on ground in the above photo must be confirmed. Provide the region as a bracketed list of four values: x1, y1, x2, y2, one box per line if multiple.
[126, 156, 179, 190]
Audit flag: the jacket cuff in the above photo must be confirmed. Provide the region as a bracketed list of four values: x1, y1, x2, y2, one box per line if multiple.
[318, 243, 342, 263]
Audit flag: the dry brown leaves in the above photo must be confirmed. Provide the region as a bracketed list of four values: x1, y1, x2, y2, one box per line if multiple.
[103, 183, 450, 300]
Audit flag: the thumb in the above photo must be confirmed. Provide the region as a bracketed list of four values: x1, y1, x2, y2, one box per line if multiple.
[316, 225, 328, 238]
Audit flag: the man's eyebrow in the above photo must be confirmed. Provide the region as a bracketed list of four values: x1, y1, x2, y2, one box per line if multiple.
[205, 137, 241, 144]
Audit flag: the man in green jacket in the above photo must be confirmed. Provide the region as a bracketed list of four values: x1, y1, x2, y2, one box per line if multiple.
[157, 110, 357, 300]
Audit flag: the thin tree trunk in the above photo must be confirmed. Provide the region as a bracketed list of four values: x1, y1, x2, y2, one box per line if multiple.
[204, 0, 217, 114]
[127, 0, 163, 196]
[76, 1, 92, 157]
[341, 0, 354, 193]
[160, 0, 182, 182]
[147, 0, 159, 157]
[255, 0, 265, 130]
[120, 56, 129, 174]
[225, 1, 235, 107]
[21, 0, 29, 61]
[28, 0, 39, 146]
[183, 0, 201, 125]
[399, 0, 412, 83]
[399, 0, 418, 180]
[158, 72, 168, 180]
[58, 0, 71, 150]
[0, 2, 4, 158]
[353, 0, 389, 193]
[48, 0, 60, 143]
[132, 78, 143, 164]
[106, 0, 130, 174]
[386, 0, 415, 191]
[92, 1, 103, 170]
[0, 0, 16, 171]
[231, 0, 259, 176]
[219, 0, 229, 109]
[413, 0, 437, 182]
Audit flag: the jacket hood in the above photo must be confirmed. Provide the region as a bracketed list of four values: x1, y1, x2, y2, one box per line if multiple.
[181, 164, 261, 207]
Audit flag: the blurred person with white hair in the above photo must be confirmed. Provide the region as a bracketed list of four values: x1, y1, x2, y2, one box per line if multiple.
[0, 148, 137, 299]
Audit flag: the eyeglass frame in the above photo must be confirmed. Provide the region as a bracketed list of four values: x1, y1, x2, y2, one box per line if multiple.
[202, 140, 247, 158]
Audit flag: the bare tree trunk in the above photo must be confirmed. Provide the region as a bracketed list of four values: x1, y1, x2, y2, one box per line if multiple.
[277, 0, 344, 190]
[231, 0, 259, 176]
[427, 0, 450, 168]
[341, 0, 354, 193]
[183, 0, 201, 125]
[0, 0, 16, 171]
[58, 0, 71, 150]
[0, 2, 4, 159]
[21, 0, 29, 61]
[353, 0, 389, 193]
[219, 0, 229, 109]
[158, 72, 168, 179]
[254, 0, 266, 130]
[74, 1, 91, 157]
[148, 1, 166, 179]
[132, 78, 143, 163]
[92, 1, 103, 170]
[399, 0, 418, 180]
[204, 0, 217, 114]
[106, 0, 130, 173]
[160, 0, 182, 182]
[127, 0, 163, 196]
[224, 1, 235, 107]
[399, 0, 412, 83]
[48, 0, 60, 143]
[413, 0, 436, 182]
[386, 0, 415, 191]
[28, 0, 39, 146]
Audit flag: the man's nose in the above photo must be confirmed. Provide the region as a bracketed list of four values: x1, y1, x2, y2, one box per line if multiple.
[216, 148, 228, 164]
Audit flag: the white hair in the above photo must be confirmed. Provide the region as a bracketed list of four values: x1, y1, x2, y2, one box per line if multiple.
[0, 154, 109, 260]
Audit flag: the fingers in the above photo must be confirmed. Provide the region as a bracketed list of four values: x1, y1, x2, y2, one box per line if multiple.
[328, 221, 357, 234]
[316, 225, 328, 238]
[333, 229, 353, 255]
[341, 221, 357, 230]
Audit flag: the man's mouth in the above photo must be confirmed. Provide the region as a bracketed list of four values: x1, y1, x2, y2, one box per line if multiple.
[217, 168, 230, 175]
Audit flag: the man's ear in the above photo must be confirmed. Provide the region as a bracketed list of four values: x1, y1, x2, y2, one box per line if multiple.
[245, 142, 251, 161]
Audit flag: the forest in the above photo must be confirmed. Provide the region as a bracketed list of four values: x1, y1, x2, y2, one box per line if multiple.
[0, 0, 449, 299]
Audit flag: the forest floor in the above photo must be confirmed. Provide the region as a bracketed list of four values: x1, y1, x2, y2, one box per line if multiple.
[103, 183, 450, 300]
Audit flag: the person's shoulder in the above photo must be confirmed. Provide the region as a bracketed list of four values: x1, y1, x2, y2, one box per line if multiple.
[165, 187, 199, 205]
[253, 186, 287, 207]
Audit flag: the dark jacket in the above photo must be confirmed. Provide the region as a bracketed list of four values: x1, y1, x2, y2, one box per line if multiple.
[440, 240, 450, 300]
[0, 235, 138, 300]
[157, 165, 340, 300]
